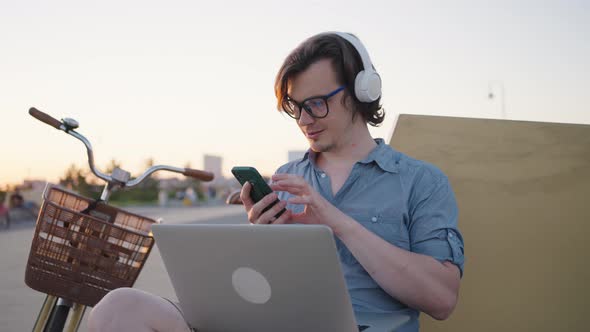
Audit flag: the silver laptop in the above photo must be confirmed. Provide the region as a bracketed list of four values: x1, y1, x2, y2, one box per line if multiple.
[152, 223, 359, 332]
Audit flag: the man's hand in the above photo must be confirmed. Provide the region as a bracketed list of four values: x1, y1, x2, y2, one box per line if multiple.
[270, 174, 350, 234]
[239, 181, 291, 224]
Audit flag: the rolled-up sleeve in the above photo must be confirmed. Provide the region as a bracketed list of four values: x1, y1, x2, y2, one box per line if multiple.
[408, 175, 465, 276]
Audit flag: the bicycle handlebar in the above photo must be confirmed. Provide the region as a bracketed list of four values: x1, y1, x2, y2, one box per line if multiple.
[126, 166, 214, 187]
[29, 107, 215, 189]
[29, 107, 63, 130]
[183, 168, 215, 181]
[182, 168, 215, 182]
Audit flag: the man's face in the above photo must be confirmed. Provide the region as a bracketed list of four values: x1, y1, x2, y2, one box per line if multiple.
[287, 59, 355, 153]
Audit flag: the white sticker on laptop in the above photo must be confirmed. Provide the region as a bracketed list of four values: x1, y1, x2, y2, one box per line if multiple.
[231, 267, 271, 304]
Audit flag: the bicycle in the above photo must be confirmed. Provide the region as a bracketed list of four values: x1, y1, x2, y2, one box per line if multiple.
[25, 107, 214, 332]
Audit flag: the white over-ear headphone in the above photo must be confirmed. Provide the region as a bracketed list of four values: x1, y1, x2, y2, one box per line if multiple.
[329, 32, 382, 103]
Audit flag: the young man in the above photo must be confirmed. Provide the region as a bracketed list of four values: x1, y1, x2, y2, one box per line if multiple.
[240, 32, 464, 331]
[88, 32, 464, 332]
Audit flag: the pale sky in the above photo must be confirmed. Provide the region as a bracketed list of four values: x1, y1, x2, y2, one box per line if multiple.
[1, 0, 589, 186]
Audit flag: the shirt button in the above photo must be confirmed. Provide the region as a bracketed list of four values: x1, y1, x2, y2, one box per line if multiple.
[320, 173, 326, 178]
[371, 216, 378, 222]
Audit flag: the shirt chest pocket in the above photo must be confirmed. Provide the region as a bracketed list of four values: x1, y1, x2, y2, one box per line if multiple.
[338, 211, 410, 263]
[347, 212, 410, 251]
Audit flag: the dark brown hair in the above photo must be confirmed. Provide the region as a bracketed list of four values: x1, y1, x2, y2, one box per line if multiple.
[274, 33, 384, 126]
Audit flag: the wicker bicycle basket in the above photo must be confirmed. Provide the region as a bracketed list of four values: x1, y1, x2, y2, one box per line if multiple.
[25, 184, 157, 307]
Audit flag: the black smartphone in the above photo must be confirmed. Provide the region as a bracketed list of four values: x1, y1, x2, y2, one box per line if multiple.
[231, 166, 285, 219]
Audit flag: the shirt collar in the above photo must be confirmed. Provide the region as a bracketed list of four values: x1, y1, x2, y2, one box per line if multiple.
[359, 138, 400, 173]
[296, 138, 399, 173]
[296, 150, 311, 166]
[296, 149, 321, 171]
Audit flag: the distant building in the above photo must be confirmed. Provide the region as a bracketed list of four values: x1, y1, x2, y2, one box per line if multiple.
[204, 154, 223, 183]
[288, 150, 307, 162]
[22, 180, 48, 192]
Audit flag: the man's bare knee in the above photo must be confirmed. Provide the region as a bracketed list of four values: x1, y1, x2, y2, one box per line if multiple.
[88, 287, 190, 332]
[88, 288, 148, 331]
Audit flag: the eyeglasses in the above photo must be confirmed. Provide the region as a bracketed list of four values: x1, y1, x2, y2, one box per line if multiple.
[282, 86, 345, 120]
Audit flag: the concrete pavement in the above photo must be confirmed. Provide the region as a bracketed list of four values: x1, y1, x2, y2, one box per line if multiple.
[0, 204, 248, 331]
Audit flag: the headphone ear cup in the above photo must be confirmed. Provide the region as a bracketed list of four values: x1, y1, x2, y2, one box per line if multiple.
[354, 70, 382, 103]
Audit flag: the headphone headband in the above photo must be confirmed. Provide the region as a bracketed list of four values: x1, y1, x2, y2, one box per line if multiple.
[321, 32, 382, 103]
[330, 32, 375, 75]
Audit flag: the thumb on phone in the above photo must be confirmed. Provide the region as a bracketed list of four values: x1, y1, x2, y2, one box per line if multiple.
[240, 181, 255, 210]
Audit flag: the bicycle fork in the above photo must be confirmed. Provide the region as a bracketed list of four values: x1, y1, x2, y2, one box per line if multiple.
[33, 296, 86, 332]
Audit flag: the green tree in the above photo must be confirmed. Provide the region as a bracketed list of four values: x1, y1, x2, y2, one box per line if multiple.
[106, 158, 160, 205]
[145, 157, 155, 169]
[59, 164, 95, 197]
[105, 159, 122, 174]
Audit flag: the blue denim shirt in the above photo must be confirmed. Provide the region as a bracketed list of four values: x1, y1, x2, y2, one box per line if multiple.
[275, 139, 465, 332]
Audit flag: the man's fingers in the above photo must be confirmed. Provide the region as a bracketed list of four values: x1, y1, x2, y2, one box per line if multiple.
[271, 174, 309, 188]
[240, 182, 254, 210]
[270, 184, 303, 195]
[265, 192, 279, 204]
[272, 209, 292, 224]
[241, 182, 257, 223]
[250, 192, 278, 223]
[289, 211, 309, 224]
[258, 200, 287, 224]
[270, 180, 307, 195]
[271, 173, 293, 181]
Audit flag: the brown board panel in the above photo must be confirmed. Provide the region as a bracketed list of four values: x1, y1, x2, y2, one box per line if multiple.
[389, 114, 590, 332]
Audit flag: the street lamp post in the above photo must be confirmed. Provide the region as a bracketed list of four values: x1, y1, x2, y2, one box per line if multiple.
[488, 81, 506, 119]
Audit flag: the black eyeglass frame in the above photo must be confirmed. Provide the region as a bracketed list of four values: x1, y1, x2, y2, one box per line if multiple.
[282, 86, 346, 120]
